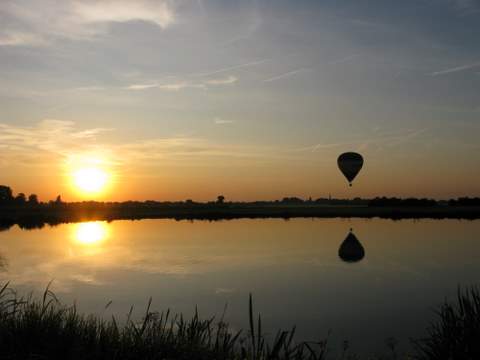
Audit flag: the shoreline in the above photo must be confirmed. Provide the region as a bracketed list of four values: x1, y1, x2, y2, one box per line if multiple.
[1, 204, 480, 229]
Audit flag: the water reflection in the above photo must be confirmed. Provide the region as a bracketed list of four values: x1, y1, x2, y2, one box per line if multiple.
[0, 222, 13, 232]
[0, 252, 6, 272]
[1, 218, 480, 354]
[74, 222, 109, 245]
[338, 229, 365, 263]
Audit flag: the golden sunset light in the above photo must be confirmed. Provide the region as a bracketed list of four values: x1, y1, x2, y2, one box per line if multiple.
[67, 155, 112, 198]
[1, 1, 480, 357]
[73, 167, 109, 194]
[74, 222, 108, 245]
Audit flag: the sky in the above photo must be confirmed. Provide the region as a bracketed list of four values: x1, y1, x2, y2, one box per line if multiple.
[0, 0, 479, 201]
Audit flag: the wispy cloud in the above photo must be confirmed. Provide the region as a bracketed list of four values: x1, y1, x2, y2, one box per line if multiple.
[220, 6, 262, 47]
[125, 75, 238, 91]
[0, 0, 175, 46]
[0, 120, 293, 168]
[0, 32, 46, 47]
[430, 62, 480, 76]
[263, 68, 309, 83]
[157, 82, 207, 91]
[328, 53, 362, 65]
[206, 76, 238, 85]
[71, 86, 106, 92]
[214, 118, 235, 125]
[296, 128, 429, 153]
[194, 59, 269, 77]
[449, 0, 480, 15]
[115, 138, 284, 163]
[0, 120, 112, 166]
[73, 1, 174, 28]
[124, 83, 160, 90]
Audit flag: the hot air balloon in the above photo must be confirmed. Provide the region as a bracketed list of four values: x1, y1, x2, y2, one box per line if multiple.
[338, 229, 365, 263]
[337, 152, 363, 186]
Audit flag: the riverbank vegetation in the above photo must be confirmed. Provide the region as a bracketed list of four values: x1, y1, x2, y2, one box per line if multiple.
[1, 185, 480, 231]
[0, 282, 478, 359]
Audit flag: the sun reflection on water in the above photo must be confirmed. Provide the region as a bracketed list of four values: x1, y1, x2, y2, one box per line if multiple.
[74, 222, 109, 245]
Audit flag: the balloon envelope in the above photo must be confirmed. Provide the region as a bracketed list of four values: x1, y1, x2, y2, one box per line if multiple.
[337, 152, 363, 186]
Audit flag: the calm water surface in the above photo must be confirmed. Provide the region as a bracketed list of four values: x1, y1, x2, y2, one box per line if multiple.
[0, 218, 479, 353]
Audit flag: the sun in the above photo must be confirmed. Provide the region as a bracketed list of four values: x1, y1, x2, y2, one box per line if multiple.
[73, 167, 109, 194]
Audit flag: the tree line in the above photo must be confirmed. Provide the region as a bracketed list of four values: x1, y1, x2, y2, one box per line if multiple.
[1, 184, 480, 208]
[0, 185, 62, 206]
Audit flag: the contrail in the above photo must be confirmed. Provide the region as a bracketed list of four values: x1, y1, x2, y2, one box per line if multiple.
[430, 62, 480, 76]
[328, 53, 362, 65]
[195, 59, 269, 77]
[263, 68, 308, 82]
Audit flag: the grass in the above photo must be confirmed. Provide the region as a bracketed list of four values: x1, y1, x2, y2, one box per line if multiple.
[0, 282, 479, 359]
[0, 282, 331, 360]
[413, 286, 480, 360]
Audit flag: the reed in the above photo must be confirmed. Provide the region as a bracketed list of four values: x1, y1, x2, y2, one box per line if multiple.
[1, 282, 478, 359]
[0, 283, 329, 360]
[413, 286, 480, 360]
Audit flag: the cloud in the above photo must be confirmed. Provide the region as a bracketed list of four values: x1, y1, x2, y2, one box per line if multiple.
[124, 82, 206, 91]
[72, 0, 174, 28]
[0, 0, 175, 46]
[295, 128, 429, 153]
[114, 137, 275, 163]
[0, 120, 112, 163]
[125, 75, 238, 91]
[214, 118, 235, 125]
[430, 62, 480, 76]
[158, 82, 206, 91]
[328, 53, 362, 65]
[205, 76, 238, 85]
[71, 86, 106, 92]
[125, 83, 161, 90]
[0, 120, 293, 169]
[194, 59, 269, 77]
[219, 5, 262, 47]
[263, 68, 309, 83]
[449, 0, 480, 14]
[0, 31, 46, 46]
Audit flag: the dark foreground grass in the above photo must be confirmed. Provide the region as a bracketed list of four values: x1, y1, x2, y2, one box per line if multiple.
[0, 282, 329, 360]
[413, 287, 480, 360]
[0, 282, 479, 360]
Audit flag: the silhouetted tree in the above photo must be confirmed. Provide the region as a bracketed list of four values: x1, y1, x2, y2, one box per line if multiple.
[15, 193, 26, 204]
[369, 197, 437, 207]
[55, 195, 63, 205]
[216, 195, 225, 204]
[0, 186, 13, 204]
[281, 197, 304, 204]
[449, 197, 480, 206]
[28, 194, 39, 205]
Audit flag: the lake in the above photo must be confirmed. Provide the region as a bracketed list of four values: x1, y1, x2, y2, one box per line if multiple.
[0, 218, 479, 355]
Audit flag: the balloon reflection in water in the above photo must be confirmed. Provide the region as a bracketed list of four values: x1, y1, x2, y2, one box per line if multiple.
[0, 252, 6, 271]
[74, 222, 109, 245]
[338, 229, 365, 263]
